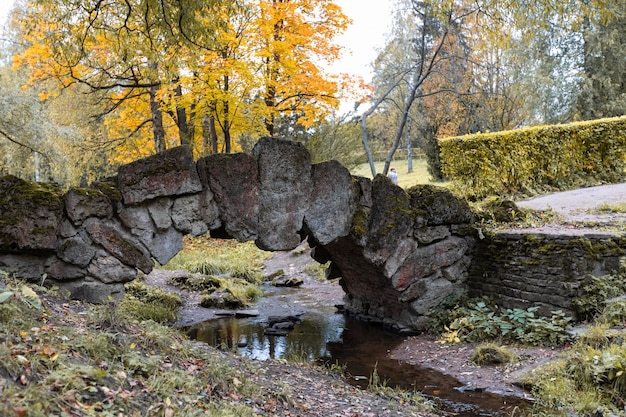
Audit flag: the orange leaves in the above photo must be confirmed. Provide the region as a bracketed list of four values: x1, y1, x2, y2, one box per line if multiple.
[14, 0, 355, 160]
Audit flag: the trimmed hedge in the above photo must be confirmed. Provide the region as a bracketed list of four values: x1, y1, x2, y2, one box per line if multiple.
[439, 116, 626, 199]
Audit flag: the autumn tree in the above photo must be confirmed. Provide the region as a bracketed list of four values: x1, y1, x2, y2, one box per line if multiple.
[15, 0, 351, 162]
[250, 0, 350, 136]
[15, 0, 236, 159]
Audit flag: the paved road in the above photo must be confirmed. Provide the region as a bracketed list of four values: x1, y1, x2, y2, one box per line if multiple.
[516, 183, 626, 232]
[517, 183, 626, 218]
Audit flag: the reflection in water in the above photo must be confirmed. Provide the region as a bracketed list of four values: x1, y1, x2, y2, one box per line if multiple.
[188, 310, 345, 361]
[187, 312, 530, 417]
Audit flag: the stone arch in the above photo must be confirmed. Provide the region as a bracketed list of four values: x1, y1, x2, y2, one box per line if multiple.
[0, 137, 478, 333]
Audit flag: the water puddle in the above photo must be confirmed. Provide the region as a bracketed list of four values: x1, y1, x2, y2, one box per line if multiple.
[185, 282, 531, 416]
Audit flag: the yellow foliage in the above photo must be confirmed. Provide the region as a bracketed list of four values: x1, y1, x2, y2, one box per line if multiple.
[14, 0, 355, 163]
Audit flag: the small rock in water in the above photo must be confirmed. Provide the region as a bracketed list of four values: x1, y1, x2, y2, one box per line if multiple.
[272, 275, 304, 287]
[236, 310, 260, 318]
[237, 337, 248, 348]
[272, 321, 296, 330]
[264, 314, 303, 336]
[268, 315, 303, 327]
[264, 328, 289, 337]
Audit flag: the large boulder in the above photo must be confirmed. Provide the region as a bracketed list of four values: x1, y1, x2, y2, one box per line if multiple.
[197, 153, 258, 242]
[84, 219, 153, 273]
[64, 187, 113, 225]
[407, 184, 474, 225]
[363, 175, 413, 265]
[117, 146, 202, 205]
[253, 137, 313, 250]
[305, 160, 357, 245]
[0, 175, 64, 252]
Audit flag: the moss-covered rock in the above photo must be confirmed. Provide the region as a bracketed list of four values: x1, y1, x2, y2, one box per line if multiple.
[0, 175, 64, 252]
[407, 184, 475, 226]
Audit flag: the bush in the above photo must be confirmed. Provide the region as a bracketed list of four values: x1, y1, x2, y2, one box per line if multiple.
[438, 299, 572, 347]
[471, 343, 516, 366]
[440, 116, 626, 199]
[573, 262, 626, 321]
[120, 281, 182, 323]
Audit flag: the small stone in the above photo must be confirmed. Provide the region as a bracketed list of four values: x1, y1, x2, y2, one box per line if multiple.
[272, 275, 304, 287]
[264, 328, 289, 337]
[235, 310, 260, 318]
[272, 321, 296, 330]
[268, 315, 303, 327]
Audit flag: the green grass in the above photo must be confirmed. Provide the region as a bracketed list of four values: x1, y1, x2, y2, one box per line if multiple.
[160, 236, 269, 284]
[589, 202, 626, 214]
[0, 278, 261, 417]
[350, 157, 449, 189]
[161, 236, 269, 308]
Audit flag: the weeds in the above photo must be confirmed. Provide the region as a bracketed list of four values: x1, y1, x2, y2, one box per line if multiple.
[588, 202, 626, 214]
[162, 236, 266, 308]
[436, 299, 572, 347]
[366, 364, 434, 413]
[120, 280, 182, 323]
[573, 261, 626, 321]
[303, 261, 330, 282]
[161, 236, 268, 285]
[471, 343, 516, 366]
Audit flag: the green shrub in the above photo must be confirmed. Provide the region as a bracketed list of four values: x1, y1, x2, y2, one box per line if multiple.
[471, 343, 516, 366]
[162, 238, 267, 285]
[304, 261, 330, 282]
[170, 274, 262, 308]
[440, 116, 626, 199]
[120, 281, 182, 323]
[573, 263, 626, 321]
[438, 299, 572, 347]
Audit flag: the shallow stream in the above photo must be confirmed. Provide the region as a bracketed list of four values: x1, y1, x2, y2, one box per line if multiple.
[185, 281, 531, 417]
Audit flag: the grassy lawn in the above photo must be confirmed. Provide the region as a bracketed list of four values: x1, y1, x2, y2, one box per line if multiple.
[350, 157, 449, 189]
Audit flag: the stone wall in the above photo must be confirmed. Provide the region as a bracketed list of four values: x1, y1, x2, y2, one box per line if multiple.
[3, 137, 623, 333]
[468, 231, 626, 317]
[0, 137, 479, 333]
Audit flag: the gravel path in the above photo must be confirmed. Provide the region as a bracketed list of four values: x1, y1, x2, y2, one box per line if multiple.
[516, 182, 626, 223]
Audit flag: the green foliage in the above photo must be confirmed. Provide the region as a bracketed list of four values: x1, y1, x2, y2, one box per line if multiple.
[589, 202, 626, 214]
[438, 299, 572, 347]
[528, 360, 606, 417]
[162, 237, 267, 309]
[597, 299, 626, 327]
[303, 261, 330, 282]
[572, 263, 626, 321]
[119, 280, 182, 323]
[470, 343, 516, 366]
[0, 272, 43, 321]
[440, 116, 626, 199]
[162, 237, 267, 284]
[366, 364, 434, 413]
[0, 278, 263, 417]
[170, 273, 262, 308]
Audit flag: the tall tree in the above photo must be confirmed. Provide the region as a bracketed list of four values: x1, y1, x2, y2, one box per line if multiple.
[15, 0, 233, 155]
[252, 0, 350, 136]
[16, 0, 351, 160]
[363, 0, 482, 177]
[576, 5, 626, 119]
